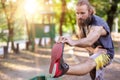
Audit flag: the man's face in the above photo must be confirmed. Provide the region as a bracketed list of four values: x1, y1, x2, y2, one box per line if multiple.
[76, 5, 91, 26]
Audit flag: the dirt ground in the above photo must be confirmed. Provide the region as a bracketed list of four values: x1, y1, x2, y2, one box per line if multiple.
[0, 44, 120, 80]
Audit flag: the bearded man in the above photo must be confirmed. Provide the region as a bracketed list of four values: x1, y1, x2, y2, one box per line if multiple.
[50, 0, 114, 80]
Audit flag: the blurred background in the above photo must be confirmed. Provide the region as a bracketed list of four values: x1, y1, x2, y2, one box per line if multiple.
[0, 0, 120, 80]
[0, 0, 120, 50]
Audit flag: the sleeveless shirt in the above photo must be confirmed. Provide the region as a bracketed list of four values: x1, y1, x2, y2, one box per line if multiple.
[89, 15, 114, 59]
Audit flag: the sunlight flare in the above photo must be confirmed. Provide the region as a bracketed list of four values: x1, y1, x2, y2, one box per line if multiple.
[24, 0, 38, 15]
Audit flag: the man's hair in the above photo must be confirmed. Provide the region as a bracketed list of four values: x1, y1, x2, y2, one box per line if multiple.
[76, 0, 95, 15]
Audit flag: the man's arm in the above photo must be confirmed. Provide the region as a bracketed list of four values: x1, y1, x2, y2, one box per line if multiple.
[63, 26, 107, 47]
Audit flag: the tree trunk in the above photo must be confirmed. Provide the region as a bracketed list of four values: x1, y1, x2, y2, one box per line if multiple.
[24, 13, 31, 42]
[59, 0, 66, 36]
[3, 46, 8, 58]
[1, 0, 16, 52]
[106, 1, 118, 32]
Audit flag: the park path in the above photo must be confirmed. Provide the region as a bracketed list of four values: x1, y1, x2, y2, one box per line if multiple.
[0, 45, 120, 80]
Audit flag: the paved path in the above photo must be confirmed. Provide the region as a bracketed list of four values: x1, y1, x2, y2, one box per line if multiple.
[0, 46, 120, 80]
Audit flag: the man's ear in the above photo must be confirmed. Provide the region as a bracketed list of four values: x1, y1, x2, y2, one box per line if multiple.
[89, 7, 95, 15]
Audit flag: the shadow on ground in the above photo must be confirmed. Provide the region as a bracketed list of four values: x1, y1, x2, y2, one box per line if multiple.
[0, 42, 120, 80]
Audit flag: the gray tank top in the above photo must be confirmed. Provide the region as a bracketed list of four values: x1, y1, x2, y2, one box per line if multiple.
[90, 15, 114, 58]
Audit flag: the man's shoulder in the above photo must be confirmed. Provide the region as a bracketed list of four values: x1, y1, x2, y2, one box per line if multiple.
[92, 15, 103, 21]
[91, 15, 107, 25]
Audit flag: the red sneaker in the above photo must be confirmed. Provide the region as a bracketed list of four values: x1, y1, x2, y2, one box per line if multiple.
[49, 43, 69, 78]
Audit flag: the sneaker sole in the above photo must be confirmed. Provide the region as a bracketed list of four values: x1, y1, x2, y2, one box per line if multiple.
[49, 43, 64, 74]
[51, 63, 57, 77]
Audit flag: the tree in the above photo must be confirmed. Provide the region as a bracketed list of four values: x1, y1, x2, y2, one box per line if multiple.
[59, 0, 67, 36]
[106, 0, 120, 32]
[1, 0, 18, 52]
[91, 0, 120, 32]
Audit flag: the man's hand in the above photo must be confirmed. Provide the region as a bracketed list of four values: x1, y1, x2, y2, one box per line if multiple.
[57, 36, 74, 46]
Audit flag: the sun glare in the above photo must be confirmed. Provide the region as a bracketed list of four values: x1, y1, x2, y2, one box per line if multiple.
[24, 0, 38, 15]
[7, 0, 16, 2]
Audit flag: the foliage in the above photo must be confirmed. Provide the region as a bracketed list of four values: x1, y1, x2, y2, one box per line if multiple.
[52, 0, 76, 34]
[0, 5, 7, 42]
[90, 0, 120, 31]
[0, 0, 120, 44]
[53, 0, 120, 34]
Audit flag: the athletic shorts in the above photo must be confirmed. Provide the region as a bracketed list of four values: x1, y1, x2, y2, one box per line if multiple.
[90, 50, 112, 80]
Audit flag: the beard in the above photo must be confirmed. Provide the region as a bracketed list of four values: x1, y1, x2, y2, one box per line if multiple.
[78, 15, 92, 27]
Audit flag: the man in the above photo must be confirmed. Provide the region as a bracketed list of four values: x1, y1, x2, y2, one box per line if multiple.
[51, 0, 114, 80]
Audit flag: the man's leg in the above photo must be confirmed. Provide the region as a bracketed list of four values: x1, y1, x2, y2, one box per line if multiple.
[67, 49, 111, 80]
[90, 50, 112, 80]
[51, 47, 111, 79]
[66, 58, 96, 75]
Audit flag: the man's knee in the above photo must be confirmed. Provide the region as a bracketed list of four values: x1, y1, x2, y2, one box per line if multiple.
[86, 58, 96, 69]
[81, 58, 96, 75]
